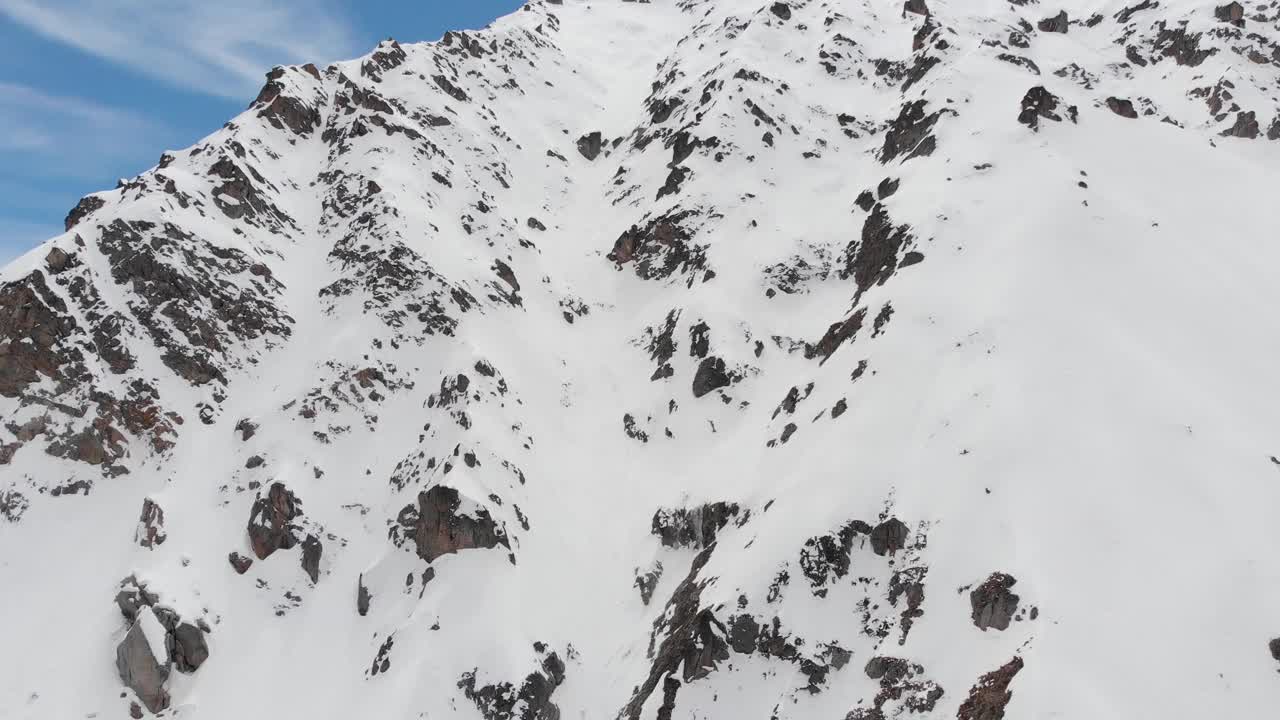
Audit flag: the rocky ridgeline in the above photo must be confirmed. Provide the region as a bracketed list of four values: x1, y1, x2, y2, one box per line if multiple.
[2, 0, 1280, 718]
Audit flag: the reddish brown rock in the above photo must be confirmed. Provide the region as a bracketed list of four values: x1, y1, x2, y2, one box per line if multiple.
[246, 482, 301, 560]
[957, 656, 1024, 720]
[397, 485, 509, 563]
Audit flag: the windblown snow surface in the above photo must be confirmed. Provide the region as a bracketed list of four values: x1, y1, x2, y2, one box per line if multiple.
[3, 0, 1280, 718]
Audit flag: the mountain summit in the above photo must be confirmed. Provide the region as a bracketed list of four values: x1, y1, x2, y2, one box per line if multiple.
[3, 0, 1280, 718]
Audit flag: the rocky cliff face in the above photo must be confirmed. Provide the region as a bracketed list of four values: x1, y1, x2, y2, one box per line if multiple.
[3, 0, 1280, 718]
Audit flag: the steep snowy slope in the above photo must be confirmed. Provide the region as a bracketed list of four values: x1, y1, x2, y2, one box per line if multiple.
[3, 0, 1280, 718]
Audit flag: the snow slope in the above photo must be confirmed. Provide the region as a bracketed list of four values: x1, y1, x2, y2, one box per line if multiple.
[3, 1, 1280, 718]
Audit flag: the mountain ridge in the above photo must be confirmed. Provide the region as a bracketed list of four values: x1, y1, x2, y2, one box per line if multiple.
[3, 1, 1280, 718]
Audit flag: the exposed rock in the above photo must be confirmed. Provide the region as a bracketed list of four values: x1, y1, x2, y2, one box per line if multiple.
[841, 204, 915, 293]
[234, 418, 258, 441]
[652, 502, 740, 549]
[970, 572, 1020, 631]
[770, 3, 791, 21]
[228, 552, 253, 574]
[1214, 2, 1245, 27]
[44, 247, 72, 274]
[870, 517, 908, 556]
[115, 575, 159, 622]
[135, 497, 166, 548]
[254, 67, 322, 135]
[1106, 97, 1138, 119]
[1221, 111, 1259, 139]
[358, 574, 372, 616]
[301, 534, 323, 583]
[635, 562, 664, 605]
[246, 482, 301, 560]
[577, 131, 603, 160]
[1153, 25, 1215, 67]
[64, 195, 105, 231]
[1269, 637, 1280, 662]
[397, 485, 509, 563]
[608, 211, 709, 282]
[1018, 86, 1076, 131]
[168, 622, 209, 673]
[527, 217, 547, 231]
[903, 0, 929, 16]
[957, 656, 1024, 720]
[116, 607, 171, 714]
[881, 100, 945, 163]
[1037, 11, 1069, 33]
[458, 647, 566, 720]
[691, 356, 731, 398]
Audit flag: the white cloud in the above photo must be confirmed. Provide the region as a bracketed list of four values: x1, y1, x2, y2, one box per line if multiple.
[0, 0, 359, 100]
[0, 82, 163, 177]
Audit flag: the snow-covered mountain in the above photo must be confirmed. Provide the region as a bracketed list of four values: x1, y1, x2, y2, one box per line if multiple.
[3, 0, 1280, 717]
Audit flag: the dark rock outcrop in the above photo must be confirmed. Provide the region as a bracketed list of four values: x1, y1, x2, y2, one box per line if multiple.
[1215, 2, 1245, 27]
[301, 534, 323, 583]
[881, 100, 945, 163]
[970, 572, 1020, 631]
[247, 482, 301, 560]
[1221, 111, 1259, 139]
[691, 356, 731, 398]
[770, 3, 791, 20]
[397, 485, 509, 563]
[652, 502, 740, 549]
[64, 195, 105, 231]
[1106, 97, 1138, 119]
[116, 609, 171, 713]
[870, 517, 909, 556]
[957, 656, 1024, 720]
[1037, 11, 1069, 33]
[1018, 86, 1076, 131]
[577, 131, 603, 160]
[608, 211, 710, 283]
[358, 574, 372, 616]
[136, 497, 166, 548]
[168, 622, 209, 673]
[228, 552, 253, 574]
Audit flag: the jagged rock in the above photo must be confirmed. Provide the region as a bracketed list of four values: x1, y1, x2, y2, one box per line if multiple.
[1214, 2, 1245, 27]
[398, 485, 509, 563]
[881, 100, 944, 163]
[957, 656, 1024, 720]
[902, 0, 929, 16]
[855, 190, 876, 211]
[970, 572, 1020, 631]
[301, 534, 323, 583]
[64, 195, 105, 231]
[577, 131, 603, 160]
[458, 647, 566, 720]
[1154, 25, 1215, 67]
[115, 575, 159, 622]
[254, 67, 322, 135]
[1018, 86, 1076, 131]
[527, 217, 547, 231]
[234, 418, 258, 441]
[635, 562, 663, 605]
[1037, 11, 1068, 33]
[247, 482, 301, 560]
[870, 517, 908, 556]
[1106, 97, 1138, 119]
[769, 3, 791, 20]
[168, 622, 209, 673]
[358, 574, 372, 616]
[1269, 638, 1280, 662]
[135, 498, 166, 548]
[228, 552, 253, 574]
[1221, 111, 1259, 139]
[691, 356, 731, 398]
[116, 607, 171, 713]
[44, 247, 72, 274]
[608, 211, 709, 282]
[652, 502, 739, 548]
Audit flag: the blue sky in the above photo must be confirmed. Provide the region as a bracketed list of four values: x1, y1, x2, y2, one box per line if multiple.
[0, 0, 524, 266]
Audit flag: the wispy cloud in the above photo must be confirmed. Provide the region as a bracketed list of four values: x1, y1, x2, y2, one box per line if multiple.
[0, 0, 358, 100]
[0, 82, 163, 178]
